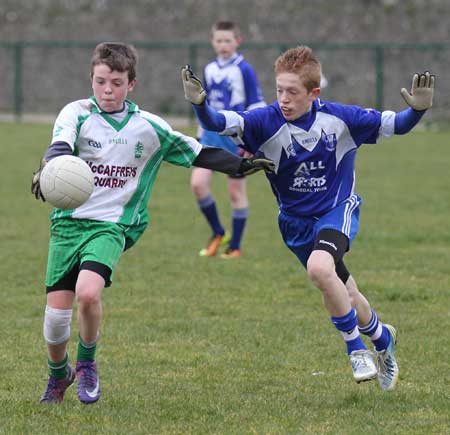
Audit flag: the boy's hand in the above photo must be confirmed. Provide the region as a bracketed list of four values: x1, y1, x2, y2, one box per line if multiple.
[31, 158, 46, 201]
[400, 71, 435, 111]
[238, 157, 276, 176]
[181, 65, 207, 105]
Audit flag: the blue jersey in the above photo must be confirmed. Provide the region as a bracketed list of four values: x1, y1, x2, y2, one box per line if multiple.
[220, 99, 396, 216]
[200, 53, 265, 155]
[203, 53, 265, 112]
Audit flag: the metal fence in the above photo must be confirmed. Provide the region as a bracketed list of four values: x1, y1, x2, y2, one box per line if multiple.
[1, 40, 448, 124]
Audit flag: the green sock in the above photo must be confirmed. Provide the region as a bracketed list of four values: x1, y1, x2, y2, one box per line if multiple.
[48, 353, 69, 380]
[77, 335, 97, 362]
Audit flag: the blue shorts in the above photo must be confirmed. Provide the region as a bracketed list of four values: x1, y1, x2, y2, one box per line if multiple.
[278, 193, 362, 268]
[200, 130, 241, 156]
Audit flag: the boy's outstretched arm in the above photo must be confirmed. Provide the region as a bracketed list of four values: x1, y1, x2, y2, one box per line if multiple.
[181, 65, 226, 132]
[395, 71, 435, 134]
[193, 146, 275, 177]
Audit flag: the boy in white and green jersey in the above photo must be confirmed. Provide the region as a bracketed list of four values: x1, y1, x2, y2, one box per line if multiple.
[32, 42, 274, 405]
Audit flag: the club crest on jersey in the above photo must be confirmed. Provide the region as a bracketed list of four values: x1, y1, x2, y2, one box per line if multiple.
[134, 141, 144, 158]
[321, 129, 337, 152]
[286, 142, 296, 157]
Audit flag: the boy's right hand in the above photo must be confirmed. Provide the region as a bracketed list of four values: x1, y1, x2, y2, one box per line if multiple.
[31, 158, 46, 202]
[181, 65, 207, 105]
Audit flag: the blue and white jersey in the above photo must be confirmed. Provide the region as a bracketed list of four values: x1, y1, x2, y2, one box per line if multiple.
[203, 53, 265, 112]
[220, 99, 396, 216]
[200, 53, 265, 154]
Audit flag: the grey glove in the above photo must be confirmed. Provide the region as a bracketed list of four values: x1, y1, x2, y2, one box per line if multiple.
[31, 158, 46, 201]
[400, 71, 435, 111]
[238, 157, 276, 176]
[181, 65, 207, 105]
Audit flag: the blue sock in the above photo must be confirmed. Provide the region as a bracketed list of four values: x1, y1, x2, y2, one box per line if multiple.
[331, 308, 366, 355]
[198, 194, 224, 236]
[359, 310, 391, 352]
[229, 207, 248, 250]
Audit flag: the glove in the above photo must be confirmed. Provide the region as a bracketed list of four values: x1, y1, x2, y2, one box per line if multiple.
[181, 65, 207, 105]
[400, 71, 435, 111]
[237, 157, 276, 176]
[31, 158, 47, 201]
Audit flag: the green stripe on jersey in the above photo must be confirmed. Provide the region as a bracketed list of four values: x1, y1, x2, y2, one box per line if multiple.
[118, 150, 163, 226]
[146, 119, 198, 167]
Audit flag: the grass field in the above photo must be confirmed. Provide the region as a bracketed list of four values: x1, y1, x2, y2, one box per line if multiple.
[0, 122, 449, 434]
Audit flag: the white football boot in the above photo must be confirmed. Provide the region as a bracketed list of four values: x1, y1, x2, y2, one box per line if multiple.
[349, 349, 378, 383]
[376, 324, 399, 391]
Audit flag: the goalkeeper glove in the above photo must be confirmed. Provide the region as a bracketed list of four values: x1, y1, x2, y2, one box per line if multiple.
[400, 71, 435, 111]
[31, 158, 46, 201]
[238, 157, 275, 176]
[181, 65, 207, 105]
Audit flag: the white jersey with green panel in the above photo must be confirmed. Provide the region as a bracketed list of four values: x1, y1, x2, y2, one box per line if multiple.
[49, 97, 201, 226]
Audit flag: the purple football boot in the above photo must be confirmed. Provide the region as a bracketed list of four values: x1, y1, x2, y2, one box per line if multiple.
[76, 361, 102, 404]
[40, 365, 76, 403]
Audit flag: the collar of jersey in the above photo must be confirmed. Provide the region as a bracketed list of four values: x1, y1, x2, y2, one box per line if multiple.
[216, 53, 242, 68]
[89, 97, 139, 132]
[280, 99, 322, 131]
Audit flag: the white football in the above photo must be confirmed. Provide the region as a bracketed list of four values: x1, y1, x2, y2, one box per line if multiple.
[40, 155, 94, 209]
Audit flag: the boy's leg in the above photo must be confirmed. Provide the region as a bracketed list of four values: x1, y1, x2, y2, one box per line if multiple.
[75, 267, 108, 404]
[191, 167, 228, 256]
[73, 224, 123, 404]
[308, 244, 377, 383]
[347, 275, 399, 391]
[222, 176, 248, 258]
[41, 289, 76, 403]
[279, 210, 376, 382]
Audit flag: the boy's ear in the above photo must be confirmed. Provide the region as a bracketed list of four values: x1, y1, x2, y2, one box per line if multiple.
[128, 79, 137, 92]
[312, 87, 321, 98]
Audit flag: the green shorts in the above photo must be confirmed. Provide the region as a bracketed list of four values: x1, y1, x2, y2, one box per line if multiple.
[46, 218, 147, 288]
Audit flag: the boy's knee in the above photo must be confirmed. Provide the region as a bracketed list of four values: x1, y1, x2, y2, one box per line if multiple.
[43, 305, 72, 345]
[307, 254, 335, 287]
[191, 179, 209, 197]
[76, 286, 101, 307]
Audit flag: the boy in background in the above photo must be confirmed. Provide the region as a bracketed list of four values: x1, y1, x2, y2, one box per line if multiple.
[191, 21, 266, 259]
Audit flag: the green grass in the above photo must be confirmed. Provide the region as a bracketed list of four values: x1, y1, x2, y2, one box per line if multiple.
[0, 122, 449, 434]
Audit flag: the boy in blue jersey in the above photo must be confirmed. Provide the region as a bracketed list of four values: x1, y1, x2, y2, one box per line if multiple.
[190, 21, 266, 259]
[31, 42, 274, 405]
[181, 46, 435, 390]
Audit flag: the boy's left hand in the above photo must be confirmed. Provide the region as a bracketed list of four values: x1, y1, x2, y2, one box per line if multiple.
[181, 65, 207, 105]
[238, 157, 275, 176]
[400, 71, 435, 111]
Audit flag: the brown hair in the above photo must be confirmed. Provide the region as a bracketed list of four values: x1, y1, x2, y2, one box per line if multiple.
[274, 46, 321, 92]
[210, 20, 241, 38]
[90, 42, 138, 82]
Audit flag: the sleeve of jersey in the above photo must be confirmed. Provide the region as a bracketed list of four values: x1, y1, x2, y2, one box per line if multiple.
[50, 102, 82, 149]
[192, 102, 226, 132]
[344, 106, 384, 145]
[151, 118, 202, 167]
[221, 109, 265, 154]
[163, 131, 202, 167]
[240, 63, 266, 110]
[393, 107, 425, 134]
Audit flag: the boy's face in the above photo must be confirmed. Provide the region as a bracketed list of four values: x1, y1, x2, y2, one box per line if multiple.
[276, 72, 320, 121]
[211, 30, 241, 59]
[92, 63, 136, 112]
